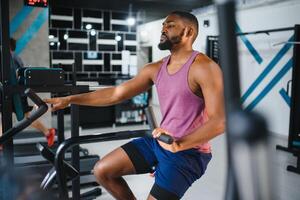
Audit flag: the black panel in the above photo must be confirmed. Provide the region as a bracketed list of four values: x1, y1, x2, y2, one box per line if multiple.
[74, 9, 82, 29]
[58, 30, 68, 50]
[51, 7, 73, 16]
[49, 29, 59, 50]
[112, 53, 121, 60]
[206, 36, 219, 64]
[98, 32, 115, 39]
[125, 34, 136, 40]
[53, 52, 74, 59]
[68, 30, 88, 38]
[103, 11, 110, 31]
[125, 45, 136, 52]
[49, 42, 58, 50]
[84, 65, 102, 72]
[104, 53, 111, 72]
[289, 25, 300, 148]
[79, 106, 115, 128]
[90, 72, 98, 78]
[83, 9, 102, 18]
[75, 52, 83, 72]
[51, 20, 73, 28]
[112, 65, 121, 72]
[83, 22, 102, 30]
[98, 45, 115, 51]
[89, 32, 97, 51]
[53, 64, 73, 72]
[112, 25, 129, 32]
[49, 29, 58, 37]
[64, 73, 69, 81]
[76, 72, 89, 80]
[111, 11, 128, 20]
[117, 34, 124, 51]
[68, 43, 88, 51]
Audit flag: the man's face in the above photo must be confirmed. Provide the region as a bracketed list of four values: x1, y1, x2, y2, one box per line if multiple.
[158, 14, 186, 50]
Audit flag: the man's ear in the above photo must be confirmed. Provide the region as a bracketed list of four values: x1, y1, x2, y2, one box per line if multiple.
[185, 27, 193, 37]
[182, 27, 188, 37]
[188, 27, 195, 36]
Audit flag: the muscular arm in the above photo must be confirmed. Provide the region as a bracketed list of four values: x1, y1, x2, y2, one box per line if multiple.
[45, 62, 160, 111]
[176, 58, 226, 151]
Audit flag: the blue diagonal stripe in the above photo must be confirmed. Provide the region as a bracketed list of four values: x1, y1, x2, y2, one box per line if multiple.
[15, 8, 48, 55]
[10, 6, 34, 35]
[245, 58, 293, 111]
[279, 88, 291, 107]
[241, 35, 294, 103]
[236, 24, 263, 64]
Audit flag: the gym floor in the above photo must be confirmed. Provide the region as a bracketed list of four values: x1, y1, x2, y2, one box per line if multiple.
[60, 114, 299, 200]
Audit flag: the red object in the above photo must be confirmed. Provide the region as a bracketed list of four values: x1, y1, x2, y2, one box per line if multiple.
[46, 128, 56, 147]
[24, 0, 48, 7]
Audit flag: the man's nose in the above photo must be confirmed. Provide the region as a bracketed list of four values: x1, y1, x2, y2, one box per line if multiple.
[161, 27, 167, 34]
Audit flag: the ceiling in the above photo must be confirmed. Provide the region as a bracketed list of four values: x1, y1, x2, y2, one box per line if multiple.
[50, 0, 213, 23]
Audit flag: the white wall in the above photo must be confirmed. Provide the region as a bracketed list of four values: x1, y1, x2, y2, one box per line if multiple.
[137, 0, 300, 136]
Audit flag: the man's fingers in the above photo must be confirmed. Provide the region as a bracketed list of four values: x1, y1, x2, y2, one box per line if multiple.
[44, 98, 57, 104]
[152, 128, 163, 138]
[43, 98, 51, 103]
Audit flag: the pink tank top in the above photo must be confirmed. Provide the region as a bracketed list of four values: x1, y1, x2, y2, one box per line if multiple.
[154, 51, 211, 153]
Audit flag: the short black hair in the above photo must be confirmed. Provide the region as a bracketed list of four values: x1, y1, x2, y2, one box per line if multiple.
[10, 38, 16, 51]
[170, 11, 199, 34]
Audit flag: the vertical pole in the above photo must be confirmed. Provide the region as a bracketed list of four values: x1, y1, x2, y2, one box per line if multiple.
[288, 25, 300, 149]
[71, 104, 80, 199]
[1, 0, 14, 169]
[57, 109, 65, 144]
[0, 0, 14, 200]
[215, 0, 240, 199]
[216, 1, 271, 200]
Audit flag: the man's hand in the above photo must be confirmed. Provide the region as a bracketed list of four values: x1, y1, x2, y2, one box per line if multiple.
[44, 97, 70, 112]
[152, 128, 180, 153]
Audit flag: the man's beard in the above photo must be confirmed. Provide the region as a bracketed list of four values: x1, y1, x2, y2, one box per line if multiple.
[158, 38, 173, 50]
[158, 30, 184, 50]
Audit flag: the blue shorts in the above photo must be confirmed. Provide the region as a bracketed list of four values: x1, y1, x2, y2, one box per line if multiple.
[121, 137, 212, 199]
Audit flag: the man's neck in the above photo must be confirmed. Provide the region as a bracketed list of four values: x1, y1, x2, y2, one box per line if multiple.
[169, 45, 194, 62]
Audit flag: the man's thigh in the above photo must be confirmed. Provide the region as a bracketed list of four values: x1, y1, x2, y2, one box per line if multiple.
[150, 148, 212, 199]
[121, 137, 158, 174]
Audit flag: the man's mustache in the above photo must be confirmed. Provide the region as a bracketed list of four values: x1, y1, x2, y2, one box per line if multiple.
[161, 33, 168, 39]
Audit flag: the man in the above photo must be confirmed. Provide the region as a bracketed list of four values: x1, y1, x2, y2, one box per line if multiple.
[9, 38, 55, 147]
[45, 11, 225, 200]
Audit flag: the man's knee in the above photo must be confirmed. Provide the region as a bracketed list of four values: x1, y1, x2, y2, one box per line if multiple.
[93, 159, 113, 182]
[93, 147, 134, 181]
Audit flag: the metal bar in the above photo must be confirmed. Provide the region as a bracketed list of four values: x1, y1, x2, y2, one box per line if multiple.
[288, 25, 300, 149]
[71, 104, 80, 200]
[0, 1, 14, 200]
[55, 129, 148, 199]
[57, 109, 65, 144]
[0, 89, 48, 144]
[0, 0, 14, 167]
[236, 27, 294, 36]
[5, 85, 89, 94]
[216, 1, 272, 200]
[215, 0, 241, 200]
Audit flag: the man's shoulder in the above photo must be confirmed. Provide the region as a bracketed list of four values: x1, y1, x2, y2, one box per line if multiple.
[194, 53, 213, 65]
[193, 53, 220, 71]
[191, 53, 222, 82]
[142, 59, 164, 71]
